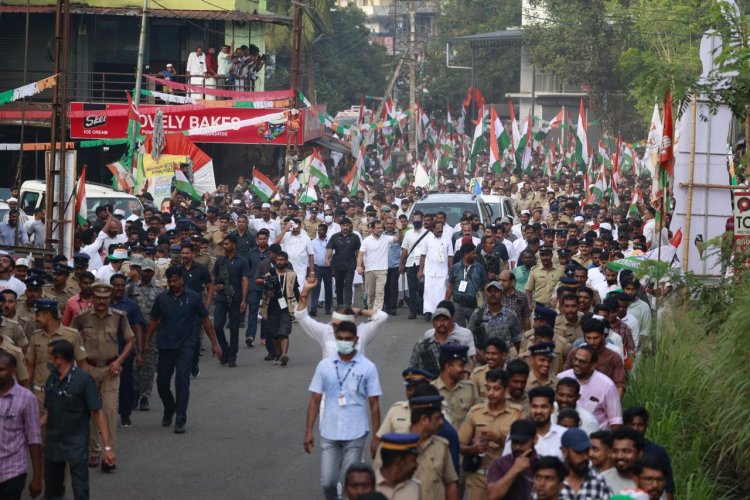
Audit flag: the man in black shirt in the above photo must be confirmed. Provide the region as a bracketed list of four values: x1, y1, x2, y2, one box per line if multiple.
[44, 339, 115, 499]
[212, 234, 250, 367]
[146, 266, 221, 433]
[178, 242, 213, 378]
[325, 217, 360, 307]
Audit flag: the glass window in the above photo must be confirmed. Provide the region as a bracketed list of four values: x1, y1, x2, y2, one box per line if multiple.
[20, 191, 39, 216]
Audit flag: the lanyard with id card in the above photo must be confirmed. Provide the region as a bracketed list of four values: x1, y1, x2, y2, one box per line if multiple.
[458, 264, 472, 292]
[336, 362, 354, 406]
[277, 274, 288, 309]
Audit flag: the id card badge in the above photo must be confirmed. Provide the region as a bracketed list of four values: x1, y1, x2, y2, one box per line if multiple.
[458, 280, 468, 292]
[277, 297, 288, 309]
[338, 395, 346, 407]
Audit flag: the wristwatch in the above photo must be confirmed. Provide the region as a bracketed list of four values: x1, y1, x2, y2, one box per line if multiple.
[105, 446, 113, 451]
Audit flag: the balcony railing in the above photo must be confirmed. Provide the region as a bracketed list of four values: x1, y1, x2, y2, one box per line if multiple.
[2, 70, 254, 105]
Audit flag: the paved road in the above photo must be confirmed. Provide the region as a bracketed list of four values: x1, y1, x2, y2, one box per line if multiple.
[79, 311, 426, 500]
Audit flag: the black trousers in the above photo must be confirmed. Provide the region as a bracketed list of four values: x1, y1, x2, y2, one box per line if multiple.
[384, 267, 400, 312]
[311, 265, 333, 312]
[118, 352, 135, 417]
[333, 268, 355, 307]
[214, 298, 241, 363]
[45, 459, 89, 500]
[0, 473, 26, 500]
[156, 347, 194, 426]
[406, 265, 424, 316]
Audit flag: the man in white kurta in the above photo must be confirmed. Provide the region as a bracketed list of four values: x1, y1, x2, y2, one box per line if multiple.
[186, 47, 206, 99]
[416, 221, 453, 317]
[278, 219, 314, 287]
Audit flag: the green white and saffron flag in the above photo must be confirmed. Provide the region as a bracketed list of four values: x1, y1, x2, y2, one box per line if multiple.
[489, 105, 511, 173]
[74, 166, 88, 226]
[251, 168, 275, 202]
[174, 169, 202, 202]
[469, 118, 485, 174]
[589, 170, 606, 202]
[299, 183, 318, 203]
[627, 187, 641, 218]
[396, 170, 408, 187]
[575, 98, 589, 168]
[301, 150, 330, 187]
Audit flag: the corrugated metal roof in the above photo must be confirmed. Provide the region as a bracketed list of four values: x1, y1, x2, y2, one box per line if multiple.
[0, 5, 292, 26]
[449, 29, 525, 48]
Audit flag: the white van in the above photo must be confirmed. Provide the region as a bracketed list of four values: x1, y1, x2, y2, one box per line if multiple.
[480, 194, 519, 225]
[20, 180, 144, 223]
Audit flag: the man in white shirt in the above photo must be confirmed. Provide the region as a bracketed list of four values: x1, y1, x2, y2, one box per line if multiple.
[0, 252, 26, 296]
[96, 246, 129, 284]
[552, 377, 601, 435]
[416, 221, 453, 320]
[503, 386, 565, 459]
[512, 210, 530, 240]
[277, 218, 314, 287]
[186, 46, 206, 99]
[250, 203, 281, 241]
[399, 212, 428, 320]
[217, 44, 232, 82]
[358, 219, 400, 312]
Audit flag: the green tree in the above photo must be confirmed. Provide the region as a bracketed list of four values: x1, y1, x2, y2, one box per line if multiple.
[419, 0, 522, 118]
[524, 0, 643, 139]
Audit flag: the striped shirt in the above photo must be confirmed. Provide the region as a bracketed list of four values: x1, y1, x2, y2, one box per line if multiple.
[0, 383, 42, 482]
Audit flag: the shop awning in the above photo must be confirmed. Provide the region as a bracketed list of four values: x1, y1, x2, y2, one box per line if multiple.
[312, 134, 352, 156]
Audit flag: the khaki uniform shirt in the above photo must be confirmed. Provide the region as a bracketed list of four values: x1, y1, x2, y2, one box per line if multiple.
[67, 275, 81, 295]
[432, 377, 478, 430]
[506, 394, 529, 416]
[377, 401, 412, 436]
[517, 329, 571, 376]
[356, 218, 370, 237]
[70, 308, 134, 362]
[525, 264, 564, 306]
[205, 220, 220, 238]
[0, 317, 28, 348]
[414, 435, 457, 500]
[15, 300, 37, 339]
[458, 402, 524, 468]
[0, 335, 29, 381]
[375, 470, 421, 500]
[27, 325, 87, 389]
[526, 370, 556, 391]
[304, 218, 321, 239]
[514, 196, 534, 213]
[212, 229, 228, 257]
[42, 284, 76, 315]
[554, 313, 584, 344]
[572, 255, 593, 268]
[194, 252, 214, 270]
[470, 364, 490, 402]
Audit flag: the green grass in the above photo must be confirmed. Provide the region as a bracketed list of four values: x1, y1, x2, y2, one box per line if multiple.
[623, 296, 746, 499]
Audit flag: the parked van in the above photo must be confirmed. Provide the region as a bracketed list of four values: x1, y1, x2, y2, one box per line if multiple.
[408, 193, 493, 227]
[20, 180, 144, 223]
[480, 194, 519, 225]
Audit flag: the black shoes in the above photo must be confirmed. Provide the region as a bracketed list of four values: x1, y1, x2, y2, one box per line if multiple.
[264, 354, 275, 361]
[120, 415, 132, 428]
[408, 314, 417, 319]
[138, 397, 150, 411]
[280, 355, 289, 367]
[174, 424, 186, 434]
[309, 309, 317, 317]
[424, 313, 432, 321]
[162, 413, 173, 427]
[245, 338, 255, 348]
[228, 361, 237, 367]
[191, 366, 200, 378]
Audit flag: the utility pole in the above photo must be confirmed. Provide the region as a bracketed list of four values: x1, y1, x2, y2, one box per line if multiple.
[128, 0, 149, 178]
[46, 0, 71, 255]
[408, 6, 417, 158]
[286, 0, 304, 180]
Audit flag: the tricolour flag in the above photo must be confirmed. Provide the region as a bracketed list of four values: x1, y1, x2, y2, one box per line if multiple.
[251, 168, 276, 202]
[106, 161, 134, 192]
[469, 117, 485, 174]
[627, 186, 641, 218]
[174, 169, 202, 202]
[74, 166, 87, 226]
[644, 103, 662, 179]
[396, 170, 408, 187]
[575, 98, 589, 169]
[515, 113, 533, 173]
[301, 150, 330, 187]
[509, 99, 521, 149]
[489, 105, 511, 173]
[288, 171, 301, 194]
[344, 146, 365, 195]
[299, 184, 318, 203]
[548, 109, 564, 130]
[598, 140, 612, 169]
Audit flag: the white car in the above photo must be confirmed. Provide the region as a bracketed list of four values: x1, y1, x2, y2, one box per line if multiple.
[480, 194, 519, 225]
[20, 180, 143, 223]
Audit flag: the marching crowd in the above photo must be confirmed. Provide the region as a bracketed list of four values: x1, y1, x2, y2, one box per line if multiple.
[0, 156, 676, 500]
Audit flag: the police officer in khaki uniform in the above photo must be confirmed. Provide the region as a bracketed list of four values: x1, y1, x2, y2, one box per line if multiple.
[68, 253, 93, 295]
[375, 433, 422, 499]
[303, 206, 322, 239]
[0, 309, 28, 353]
[432, 344, 478, 430]
[377, 368, 435, 437]
[526, 342, 557, 391]
[0, 333, 29, 386]
[70, 283, 134, 470]
[43, 264, 76, 315]
[517, 308, 571, 377]
[211, 215, 231, 257]
[458, 369, 523, 500]
[554, 294, 584, 344]
[17, 276, 46, 339]
[26, 299, 87, 414]
[470, 338, 507, 402]
[524, 246, 564, 307]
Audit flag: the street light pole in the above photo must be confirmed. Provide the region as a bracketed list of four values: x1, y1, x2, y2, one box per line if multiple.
[408, 7, 417, 158]
[128, 0, 148, 180]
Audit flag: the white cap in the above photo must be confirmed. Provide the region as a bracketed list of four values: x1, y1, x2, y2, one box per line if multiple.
[232, 199, 242, 206]
[547, 187, 555, 193]
[6, 197, 17, 203]
[126, 214, 140, 222]
[521, 210, 531, 216]
[14, 257, 29, 268]
[113, 208, 126, 217]
[166, 63, 173, 68]
[599, 222, 612, 231]
[574, 215, 584, 222]
[342, 198, 350, 203]
[261, 202, 271, 209]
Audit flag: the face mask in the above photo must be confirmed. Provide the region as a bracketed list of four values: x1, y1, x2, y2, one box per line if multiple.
[413, 221, 423, 229]
[336, 340, 355, 355]
[324, 215, 333, 224]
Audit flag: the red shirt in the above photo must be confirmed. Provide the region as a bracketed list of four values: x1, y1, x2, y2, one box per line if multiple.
[62, 294, 93, 326]
[205, 53, 218, 76]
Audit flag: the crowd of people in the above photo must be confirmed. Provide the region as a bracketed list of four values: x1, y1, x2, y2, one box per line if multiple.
[0, 151, 677, 499]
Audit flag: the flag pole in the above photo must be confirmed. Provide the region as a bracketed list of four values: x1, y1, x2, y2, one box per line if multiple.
[683, 93, 698, 272]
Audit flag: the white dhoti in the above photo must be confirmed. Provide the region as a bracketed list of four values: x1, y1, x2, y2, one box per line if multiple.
[204, 77, 217, 100]
[423, 276, 446, 314]
[190, 76, 205, 99]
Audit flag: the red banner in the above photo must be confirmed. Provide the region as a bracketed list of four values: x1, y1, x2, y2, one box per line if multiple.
[68, 102, 325, 145]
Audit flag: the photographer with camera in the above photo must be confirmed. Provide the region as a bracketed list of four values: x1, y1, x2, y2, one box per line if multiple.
[259, 251, 299, 367]
[212, 234, 250, 367]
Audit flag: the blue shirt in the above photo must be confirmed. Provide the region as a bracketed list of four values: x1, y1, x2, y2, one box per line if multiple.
[247, 247, 268, 291]
[311, 236, 329, 267]
[111, 296, 144, 352]
[150, 288, 209, 349]
[308, 351, 382, 441]
[386, 231, 401, 268]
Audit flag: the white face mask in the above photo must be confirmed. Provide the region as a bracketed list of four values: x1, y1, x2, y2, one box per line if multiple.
[324, 215, 333, 224]
[336, 340, 355, 355]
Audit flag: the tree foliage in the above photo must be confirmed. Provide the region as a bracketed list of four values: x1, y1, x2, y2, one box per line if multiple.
[418, 0, 522, 117]
[266, 5, 392, 115]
